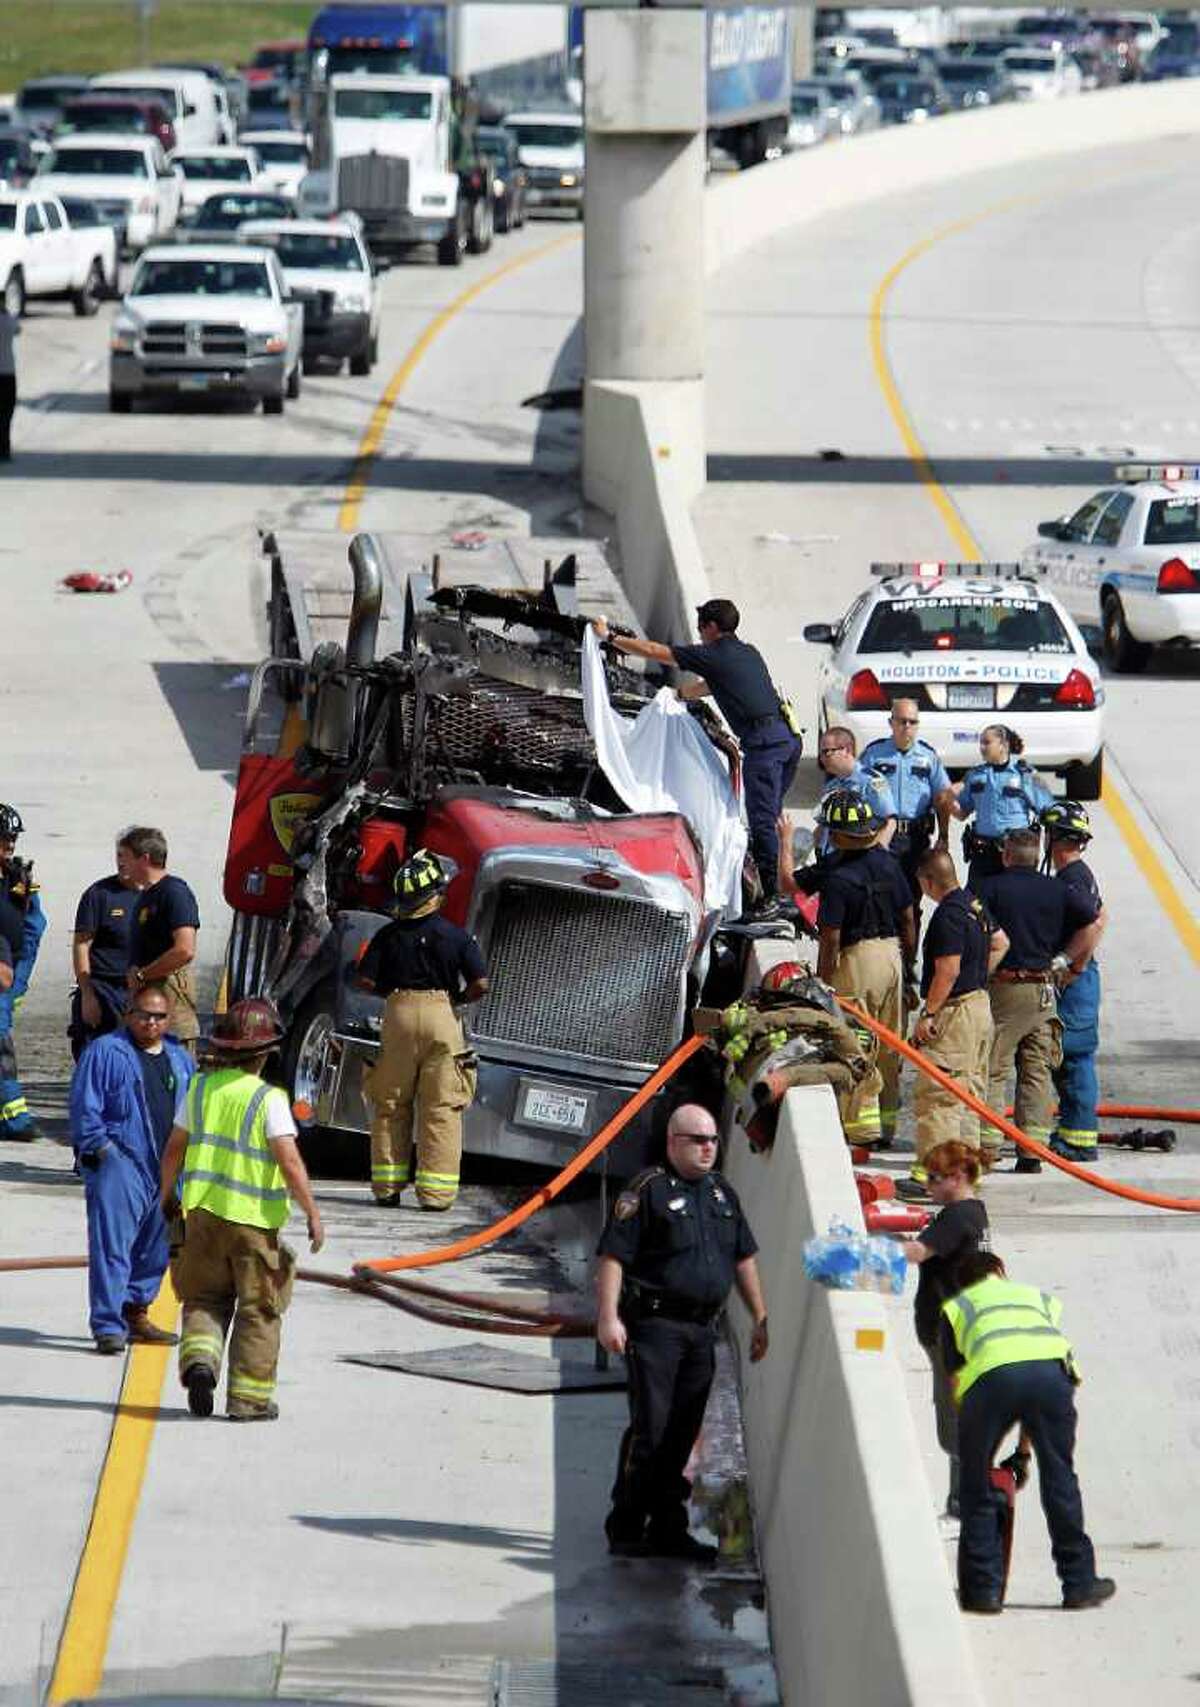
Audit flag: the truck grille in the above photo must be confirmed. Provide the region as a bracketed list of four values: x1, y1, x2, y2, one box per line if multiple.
[338, 151, 410, 213]
[472, 882, 691, 1068]
[527, 166, 570, 189]
[141, 320, 249, 360]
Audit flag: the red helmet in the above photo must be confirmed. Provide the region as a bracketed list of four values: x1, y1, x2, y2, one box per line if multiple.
[761, 961, 807, 993]
[207, 997, 286, 1055]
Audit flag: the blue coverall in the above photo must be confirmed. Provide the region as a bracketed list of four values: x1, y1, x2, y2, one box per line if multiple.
[0, 889, 46, 1136]
[1052, 962, 1101, 1159]
[69, 1029, 194, 1341]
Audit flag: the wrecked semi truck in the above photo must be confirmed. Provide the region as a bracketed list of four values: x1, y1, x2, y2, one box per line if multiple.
[222, 532, 744, 1172]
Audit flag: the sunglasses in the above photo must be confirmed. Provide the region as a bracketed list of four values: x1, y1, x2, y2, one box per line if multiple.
[675, 1131, 717, 1144]
[129, 1009, 169, 1023]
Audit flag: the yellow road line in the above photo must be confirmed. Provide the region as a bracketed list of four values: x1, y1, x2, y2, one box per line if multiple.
[870, 207, 1200, 967]
[48, 1278, 180, 1702]
[338, 229, 582, 533]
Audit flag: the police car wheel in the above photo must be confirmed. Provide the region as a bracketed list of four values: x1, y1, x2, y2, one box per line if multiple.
[1101, 593, 1150, 674]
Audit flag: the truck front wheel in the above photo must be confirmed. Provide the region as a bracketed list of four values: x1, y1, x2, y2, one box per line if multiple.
[3, 270, 24, 318]
[72, 261, 104, 317]
[467, 195, 492, 255]
[263, 391, 285, 415]
[109, 390, 133, 414]
[437, 210, 465, 267]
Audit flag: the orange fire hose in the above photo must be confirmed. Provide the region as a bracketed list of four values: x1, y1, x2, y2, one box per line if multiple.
[837, 997, 1200, 1214]
[356, 1032, 706, 1277]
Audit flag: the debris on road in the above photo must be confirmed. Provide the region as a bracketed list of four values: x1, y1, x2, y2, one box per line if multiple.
[61, 570, 133, 594]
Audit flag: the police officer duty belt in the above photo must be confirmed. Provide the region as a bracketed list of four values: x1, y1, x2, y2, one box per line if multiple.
[621, 1277, 722, 1328]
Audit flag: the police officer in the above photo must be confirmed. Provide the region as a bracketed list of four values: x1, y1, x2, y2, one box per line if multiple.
[593, 600, 801, 916]
[950, 726, 1053, 891]
[816, 787, 916, 1148]
[70, 829, 148, 1060]
[941, 1250, 1115, 1615]
[358, 849, 488, 1210]
[1042, 801, 1106, 1164]
[900, 849, 1009, 1200]
[977, 829, 1103, 1174]
[596, 1103, 768, 1562]
[812, 726, 896, 860]
[861, 698, 954, 910]
[0, 804, 47, 1140]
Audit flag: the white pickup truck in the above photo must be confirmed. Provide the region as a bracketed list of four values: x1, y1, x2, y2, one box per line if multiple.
[108, 243, 304, 414]
[34, 133, 181, 252]
[0, 189, 118, 316]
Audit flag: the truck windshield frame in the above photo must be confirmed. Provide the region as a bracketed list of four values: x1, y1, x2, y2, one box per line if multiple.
[131, 258, 274, 298]
[44, 147, 150, 178]
[859, 597, 1073, 655]
[332, 87, 433, 121]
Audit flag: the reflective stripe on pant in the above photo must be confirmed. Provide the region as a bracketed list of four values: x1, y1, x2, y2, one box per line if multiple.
[1053, 962, 1100, 1152]
[170, 1207, 295, 1414]
[914, 990, 993, 1163]
[987, 981, 1062, 1147]
[742, 735, 801, 898]
[607, 1314, 716, 1543]
[832, 937, 903, 1140]
[958, 1360, 1095, 1602]
[83, 1150, 169, 1340]
[0, 1026, 31, 1134]
[363, 991, 475, 1209]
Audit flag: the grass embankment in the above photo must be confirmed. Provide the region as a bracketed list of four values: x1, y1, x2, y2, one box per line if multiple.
[0, 1, 314, 92]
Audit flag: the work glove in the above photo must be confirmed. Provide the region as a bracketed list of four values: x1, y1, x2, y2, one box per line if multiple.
[998, 1448, 1031, 1491]
[77, 1145, 110, 1171]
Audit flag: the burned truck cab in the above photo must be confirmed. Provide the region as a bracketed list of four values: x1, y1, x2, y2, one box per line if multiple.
[224, 532, 726, 1174]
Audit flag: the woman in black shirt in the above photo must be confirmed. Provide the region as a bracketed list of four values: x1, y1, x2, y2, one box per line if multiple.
[900, 1140, 991, 1520]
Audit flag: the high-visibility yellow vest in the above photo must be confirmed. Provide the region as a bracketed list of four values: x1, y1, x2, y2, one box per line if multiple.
[942, 1274, 1074, 1401]
[180, 1069, 290, 1231]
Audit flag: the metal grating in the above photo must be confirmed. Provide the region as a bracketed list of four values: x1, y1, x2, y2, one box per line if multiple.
[493, 1660, 728, 1705]
[472, 883, 690, 1066]
[419, 681, 594, 775]
[338, 150, 410, 213]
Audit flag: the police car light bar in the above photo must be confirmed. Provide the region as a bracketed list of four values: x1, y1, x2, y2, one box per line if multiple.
[870, 562, 1026, 580]
[1115, 463, 1200, 484]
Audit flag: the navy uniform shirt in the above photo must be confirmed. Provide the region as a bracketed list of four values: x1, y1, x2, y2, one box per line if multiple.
[137, 1045, 181, 1154]
[958, 760, 1053, 840]
[669, 635, 784, 744]
[74, 876, 138, 982]
[858, 737, 950, 824]
[597, 1166, 757, 1311]
[818, 846, 913, 946]
[921, 887, 991, 998]
[913, 1198, 990, 1347]
[360, 912, 486, 997]
[977, 868, 1095, 970]
[0, 889, 22, 962]
[131, 874, 200, 969]
[1056, 856, 1103, 923]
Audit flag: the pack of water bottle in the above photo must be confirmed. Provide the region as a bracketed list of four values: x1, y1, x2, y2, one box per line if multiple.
[803, 1218, 907, 1296]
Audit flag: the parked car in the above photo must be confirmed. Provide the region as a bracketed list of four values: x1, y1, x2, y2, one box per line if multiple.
[12, 76, 91, 138]
[57, 94, 177, 155]
[0, 131, 39, 189]
[875, 73, 950, 123]
[787, 87, 835, 148]
[810, 72, 880, 133]
[935, 58, 1016, 108]
[237, 129, 309, 200]
[475, 125, 527, 233]
[34, 133, 181, 251]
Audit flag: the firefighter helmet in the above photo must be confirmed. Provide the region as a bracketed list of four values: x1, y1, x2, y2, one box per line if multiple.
[1041, 799, 1092, 845]
[761, 960, 808, 993]
[207, 998, 286, 1056]
[393, 848, 456, 915]
[0, 805, 24, 842]
[817, 786, 885, 841]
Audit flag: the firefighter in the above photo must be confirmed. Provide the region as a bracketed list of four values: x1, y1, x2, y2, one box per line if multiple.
[593, 601, 801, 916]
[159, 998, 324, 1422]
[358, 850, 488, 1210]
[596, 1103, 768, 1562]
[0, 804, 47, 1140]
[976, 829, 1104, 1173]
[70, 830, 148, 1061]
[815, 786, 916, 1148]
[900, 847, 1009, 1199]
[941, 1250, 1115, 1614]
[1042, 801, 1106, 1163]
[123, 827, 201, 1055]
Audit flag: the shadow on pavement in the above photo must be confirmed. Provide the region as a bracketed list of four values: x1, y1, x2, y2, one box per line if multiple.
[296, 1513, 554, 1568]
[708, 453, 1125, 487]
[151, 662, 251, 774]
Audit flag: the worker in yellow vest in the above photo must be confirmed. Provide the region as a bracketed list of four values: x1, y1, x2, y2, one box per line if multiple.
[159, 998, 324, 1422]
[941, 1250, 1114, 1615]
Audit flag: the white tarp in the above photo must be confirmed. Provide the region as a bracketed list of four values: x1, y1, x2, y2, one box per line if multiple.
[581, 627, 747, 917]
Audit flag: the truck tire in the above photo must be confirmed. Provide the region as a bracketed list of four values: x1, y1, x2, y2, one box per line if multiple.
[109, 390, 133, 414]
[286, 361, 302, 400]
[1064, 749, 1104, 802]
[437, 211, 465, 267]
[72, 260, 104, 318]
[495, 194, 510, 235]
[3, 270, 24, 318]
[1101, 591, 1150, 673]
[263, 391, 285, 415]
[467, 194, 492, 255]
[349, 338, 371, 377]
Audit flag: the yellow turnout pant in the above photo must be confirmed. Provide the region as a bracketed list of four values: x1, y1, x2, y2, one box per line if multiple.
[913, 988, 993, 1164]
[832, 937, 903, 1144]
[363, 989, 476, 1209]
[987, 980, 1063, 1150]
[171, 1207, 295, 1416]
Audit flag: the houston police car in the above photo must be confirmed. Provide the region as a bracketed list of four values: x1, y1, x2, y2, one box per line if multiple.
[803, 563, 1105, 798]
[1023, 464, 1200, 672]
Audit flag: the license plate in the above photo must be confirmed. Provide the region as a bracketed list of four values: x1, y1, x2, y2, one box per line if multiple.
[947, 684, 995, 710]
[179, 374, 211, 391]
[518, 1080, 592, 1133]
